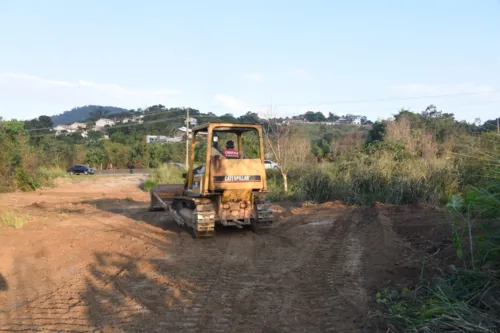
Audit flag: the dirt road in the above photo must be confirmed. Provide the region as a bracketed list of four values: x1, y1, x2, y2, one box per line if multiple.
[0, 176, 452, 332]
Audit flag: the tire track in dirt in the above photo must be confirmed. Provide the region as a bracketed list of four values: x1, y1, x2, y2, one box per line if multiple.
[305, 208, 367, 333]
[1, 192, 420, 333]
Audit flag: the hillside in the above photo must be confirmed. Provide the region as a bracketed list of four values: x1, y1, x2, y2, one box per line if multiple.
[51, 105, 129, 125]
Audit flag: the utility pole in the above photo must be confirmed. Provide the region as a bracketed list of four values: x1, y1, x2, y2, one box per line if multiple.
[185, 108, 190, 167]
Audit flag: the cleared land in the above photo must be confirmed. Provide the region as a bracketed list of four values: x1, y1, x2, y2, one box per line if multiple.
[0, 175, 453, 332]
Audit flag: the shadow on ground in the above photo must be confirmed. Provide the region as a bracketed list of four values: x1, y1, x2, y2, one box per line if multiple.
[82, 198, 254, 238]
[0, 274, 7, 291]
[81, 198, 182, 234]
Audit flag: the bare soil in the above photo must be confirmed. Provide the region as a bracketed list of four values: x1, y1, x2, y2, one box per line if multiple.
[0, 175, 453, 332]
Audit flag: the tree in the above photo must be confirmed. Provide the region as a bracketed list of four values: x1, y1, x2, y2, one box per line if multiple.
[89, 107, 111, 120]
[345, 114, 356, 123]
[327, 112, 339, 122]
[238, 111, 260, 124]
[303, 111, 326, 122]
[366, 121, 387, 144]
[264, 110, 310, 192]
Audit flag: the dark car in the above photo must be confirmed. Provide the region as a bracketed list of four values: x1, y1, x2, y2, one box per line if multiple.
[67, 164, 94, 175]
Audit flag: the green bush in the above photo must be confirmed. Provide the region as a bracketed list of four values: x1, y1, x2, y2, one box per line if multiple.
[15, 167, 41, 192]
[142, 164, 184, 192]
[143, 179, 158, 192]
[265, 168, 304, 202]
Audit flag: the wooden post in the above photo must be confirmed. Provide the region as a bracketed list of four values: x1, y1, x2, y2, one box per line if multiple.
[185, 108, 190, 167]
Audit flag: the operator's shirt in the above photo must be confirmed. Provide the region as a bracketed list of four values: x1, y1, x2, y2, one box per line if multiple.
[222, 149, 240, 158]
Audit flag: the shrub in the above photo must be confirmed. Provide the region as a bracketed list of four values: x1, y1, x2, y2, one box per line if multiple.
[142, 164, 184, 192]
[0, 211, 29, 228]
[37, 166, 66, 187]
[143, 179, 158, 192]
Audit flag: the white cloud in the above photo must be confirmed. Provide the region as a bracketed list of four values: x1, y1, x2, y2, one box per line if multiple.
[243, 73, 263, 83]
[0, 72, 181, 119]
[390, 83, 495, 97]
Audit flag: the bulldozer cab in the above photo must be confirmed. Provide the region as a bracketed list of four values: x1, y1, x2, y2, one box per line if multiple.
[185, 122, 268, 196]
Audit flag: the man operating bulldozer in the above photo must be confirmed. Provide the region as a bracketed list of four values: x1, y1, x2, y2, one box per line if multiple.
[221, 139, 240, 159]
[193, 136, 240, 175]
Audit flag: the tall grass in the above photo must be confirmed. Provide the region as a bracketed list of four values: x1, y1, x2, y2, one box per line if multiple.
[373, 140, 500, 332]
[143, 164, 184, 191]
[37, 166, 66, 187]
[0, 211, 29, 228]
[297, 152, 459, 205]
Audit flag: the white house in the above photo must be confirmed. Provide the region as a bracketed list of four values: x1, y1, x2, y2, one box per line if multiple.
[351, 116, 362, 125]
[95, 118, 115, 129]
[146, 135, 167, 144]
[174, 127, 207, 139]
[53, 125, 74, 135]
[334, 118, 350, 125]
[185, 117, 198, 127]
[69, 122, 86, 130]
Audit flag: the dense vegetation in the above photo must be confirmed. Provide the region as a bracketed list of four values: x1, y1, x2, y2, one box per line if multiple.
[262, 105, 500, 332]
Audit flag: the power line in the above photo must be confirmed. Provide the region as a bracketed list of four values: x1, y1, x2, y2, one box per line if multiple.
[252, 90, 500, 109]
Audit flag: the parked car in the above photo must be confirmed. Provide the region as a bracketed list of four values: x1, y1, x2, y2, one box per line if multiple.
[67, 164, 94, 175]
[167, 163, 186, 169]
[264, 160, 280, 169]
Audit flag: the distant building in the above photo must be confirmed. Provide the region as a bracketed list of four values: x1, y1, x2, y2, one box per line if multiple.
[334, 115, 362, 125]
[146, 135, 183, 144]
[53, 125, 87, 137]
[174, 127, 208, 139]
[53, 125, 74, 135]
[185, 117, 198, 127]
[334, 118, 350, 125]
[284, 116, 307, 124]
[69, 122, 86, 130]
[146, 135, 167, 144]
[95, 118, 115, 129]
[351, 116, 362, 125]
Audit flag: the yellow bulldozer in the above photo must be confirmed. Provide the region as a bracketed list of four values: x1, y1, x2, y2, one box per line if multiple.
[149, 122, 275, 237]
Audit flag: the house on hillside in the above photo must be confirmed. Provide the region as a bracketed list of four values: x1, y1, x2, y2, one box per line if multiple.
[334, 118, 350, 125]
[146, 135, 183, 144]
[351, 116, 362, 125]
[146, 135, 168, 144]
[174, 127, 208, 139]
[69, 122, 86, 130]
[334, 115, 363, 125]
[53, 125, 74, 135]
[53, 125, 88, 137]
[185, 117, 198, 127]
[284, 116, 307, 124]
[95, 118, 115, 130]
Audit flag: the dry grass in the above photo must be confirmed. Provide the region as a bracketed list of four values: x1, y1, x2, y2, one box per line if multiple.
[143, 164, 184, 192]
[0, 210, 30, 229]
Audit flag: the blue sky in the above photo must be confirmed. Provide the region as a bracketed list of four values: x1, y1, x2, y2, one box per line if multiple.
[0, 0, 499, 122]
